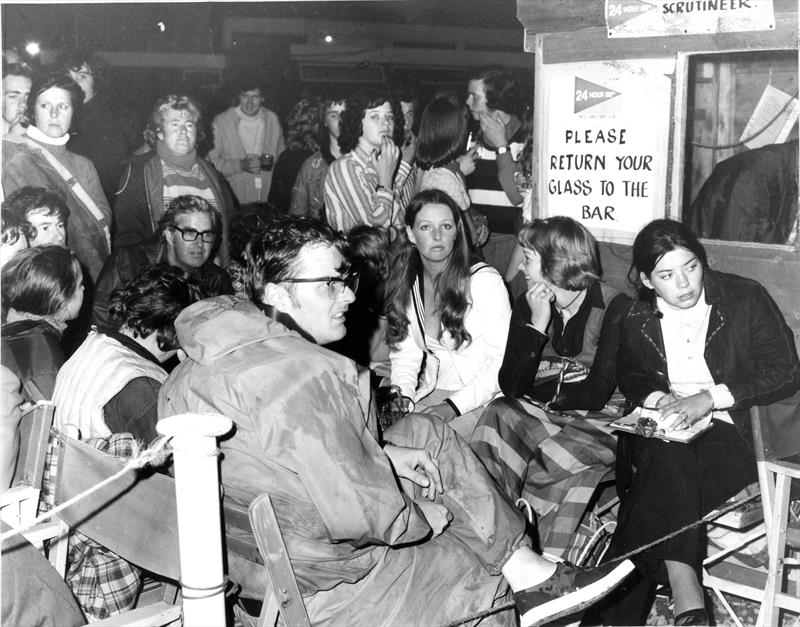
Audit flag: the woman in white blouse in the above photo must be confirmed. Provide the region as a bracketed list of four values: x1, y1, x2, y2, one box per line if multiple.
[384, 189, 510, 437]
[601, 218, 800, 625]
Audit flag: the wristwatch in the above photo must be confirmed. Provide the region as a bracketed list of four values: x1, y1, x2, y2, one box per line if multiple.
[495, 145, 510, 156]
[375, 184, 389, 193]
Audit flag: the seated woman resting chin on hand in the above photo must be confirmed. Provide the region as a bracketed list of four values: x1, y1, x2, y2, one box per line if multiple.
[471, 216, 630, 559]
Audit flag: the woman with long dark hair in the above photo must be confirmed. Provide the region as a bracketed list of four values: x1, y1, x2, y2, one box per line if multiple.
[601, 219, 799, 625]
[323, 89, 416, 233]
[415, 94, 487, 248]
[385, 188, 510, 437]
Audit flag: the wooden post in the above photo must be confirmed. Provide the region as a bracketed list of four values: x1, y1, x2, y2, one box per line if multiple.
[157, 413, 232, 627]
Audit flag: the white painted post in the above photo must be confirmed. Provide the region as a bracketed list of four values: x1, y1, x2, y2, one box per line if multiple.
[157, 413, 232, 627]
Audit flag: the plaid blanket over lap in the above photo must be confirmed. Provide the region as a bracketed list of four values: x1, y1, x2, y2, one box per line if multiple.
[41, 432, 143, 620]
[472, 396, 617, 557]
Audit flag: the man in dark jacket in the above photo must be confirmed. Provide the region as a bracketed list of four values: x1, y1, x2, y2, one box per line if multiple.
[60, 49, 130, 202]
[93, 195, 232, 331]
[113, 94, 236, 265]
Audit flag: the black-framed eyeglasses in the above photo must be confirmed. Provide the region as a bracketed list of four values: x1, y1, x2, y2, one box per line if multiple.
[170, 225, 217, 243]
[282, 272, 359, 298]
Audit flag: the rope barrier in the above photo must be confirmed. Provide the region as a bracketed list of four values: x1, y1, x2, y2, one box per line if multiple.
[601, 490, 760, 567]
[439, 491, 761, 627]
[0, 436, 764, 626]
[0, 437, 172, 544]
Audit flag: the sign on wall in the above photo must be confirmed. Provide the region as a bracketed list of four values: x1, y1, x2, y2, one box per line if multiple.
[539, 59, 674, 244]
[605, 0, 775, 38]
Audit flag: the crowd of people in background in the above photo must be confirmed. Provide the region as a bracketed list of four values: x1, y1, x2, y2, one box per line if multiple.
[2, 48, 799, 627]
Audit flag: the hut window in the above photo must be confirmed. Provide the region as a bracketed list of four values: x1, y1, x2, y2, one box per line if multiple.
[682, 50, 798, 245]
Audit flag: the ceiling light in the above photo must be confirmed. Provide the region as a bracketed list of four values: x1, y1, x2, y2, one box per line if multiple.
[25, 41, 40, 56]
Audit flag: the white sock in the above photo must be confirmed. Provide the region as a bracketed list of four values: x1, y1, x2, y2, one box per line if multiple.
[502, 546, 558, 593]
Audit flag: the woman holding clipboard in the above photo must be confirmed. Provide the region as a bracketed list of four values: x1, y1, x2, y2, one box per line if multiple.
[600, 219, 800, 625]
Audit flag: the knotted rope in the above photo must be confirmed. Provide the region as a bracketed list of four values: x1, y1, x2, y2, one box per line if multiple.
[0, 437, 172, 543]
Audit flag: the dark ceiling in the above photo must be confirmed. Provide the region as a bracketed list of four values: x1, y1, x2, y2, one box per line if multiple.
[2, 1, 523, 54]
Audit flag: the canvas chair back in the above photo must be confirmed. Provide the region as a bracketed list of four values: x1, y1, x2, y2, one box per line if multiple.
[12, 402, 54, 489]
[53, 432, 180, 580]
[0, 403, 58, 549]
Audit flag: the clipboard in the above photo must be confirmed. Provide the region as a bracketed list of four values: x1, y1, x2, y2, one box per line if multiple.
[610, 407, 713, 443]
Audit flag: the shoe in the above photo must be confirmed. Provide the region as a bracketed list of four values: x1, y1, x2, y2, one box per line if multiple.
[514, 558, 636, 627]
[674, 608, 709, 625]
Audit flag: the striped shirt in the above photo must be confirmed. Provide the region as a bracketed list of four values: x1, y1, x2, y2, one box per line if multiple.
[323, 145, 414, 232]
[160, 160, 219, 210]
[465, 122, 527, 234]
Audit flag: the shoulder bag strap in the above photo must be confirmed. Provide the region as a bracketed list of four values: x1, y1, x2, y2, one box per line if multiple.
[22, 138, 111, 250]
[470, 262, 491, 276]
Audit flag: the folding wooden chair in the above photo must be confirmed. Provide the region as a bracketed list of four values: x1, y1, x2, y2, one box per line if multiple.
[702, 481, 766, 627]
[752, 405, 800, 625]
[50, 432, 183, 625]
[51, 410, 233, 627]
[224, 494, 310, 627]
[0, 402, 61, 550]
[701, 404, 800, 626]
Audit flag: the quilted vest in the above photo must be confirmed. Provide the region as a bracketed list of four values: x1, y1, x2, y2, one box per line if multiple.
[53, 331, 167, 438]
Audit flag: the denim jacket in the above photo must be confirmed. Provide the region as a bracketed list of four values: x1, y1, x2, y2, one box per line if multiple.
[617, 269, 800, 453]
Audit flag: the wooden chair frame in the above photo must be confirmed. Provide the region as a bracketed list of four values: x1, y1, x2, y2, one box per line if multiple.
[0, 402, 59, 549]
[753, 406, 800, 625]
[1, 406, 183, 626]
[224, 494, 311, 627]
[701, 405, 800, 626]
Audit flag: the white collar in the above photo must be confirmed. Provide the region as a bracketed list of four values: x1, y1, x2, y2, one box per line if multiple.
[656, 290, 710, 324]
[25, 125, 70, 146]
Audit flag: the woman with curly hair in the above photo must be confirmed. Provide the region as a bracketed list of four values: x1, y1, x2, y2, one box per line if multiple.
[323, 89, 416, 233]
[268, 98, 321, 211]
[385, 188, 510, 437]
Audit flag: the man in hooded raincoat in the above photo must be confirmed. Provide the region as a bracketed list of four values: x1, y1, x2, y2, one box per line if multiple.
[158, 215, 633, 627]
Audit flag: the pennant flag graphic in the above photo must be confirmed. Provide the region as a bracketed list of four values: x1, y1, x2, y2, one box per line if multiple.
[605, 0, 658, 32]
[574, 77, 621, 113]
